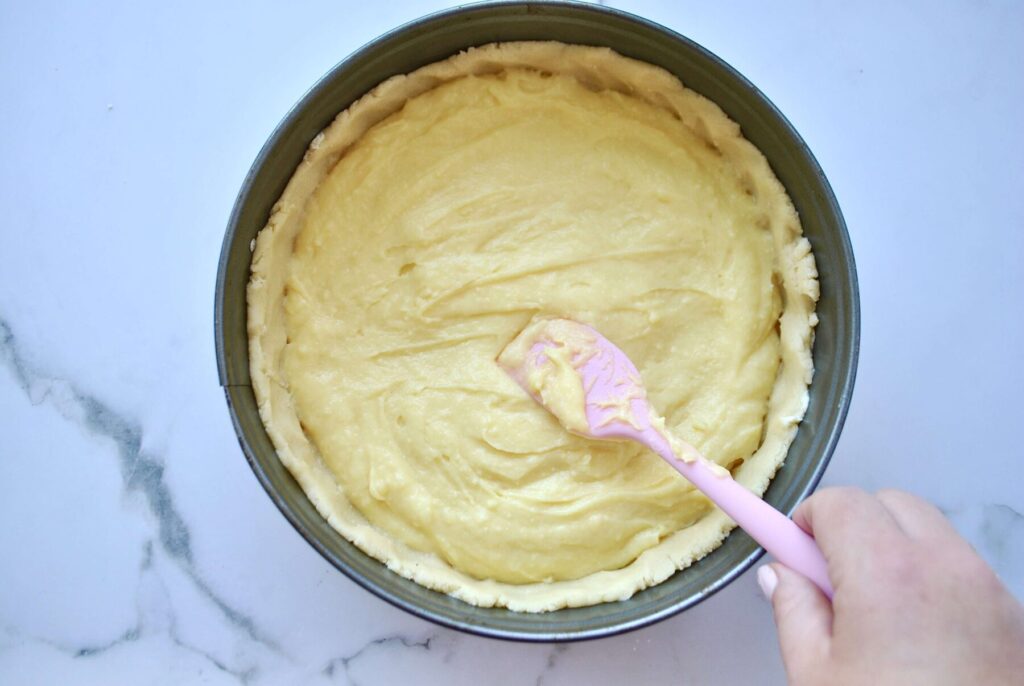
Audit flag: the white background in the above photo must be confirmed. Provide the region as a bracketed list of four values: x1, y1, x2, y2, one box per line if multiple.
[1, 1, 1022, 683]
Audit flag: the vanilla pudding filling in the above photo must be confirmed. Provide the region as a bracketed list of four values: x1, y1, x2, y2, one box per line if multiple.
[248, 42, 819, 612]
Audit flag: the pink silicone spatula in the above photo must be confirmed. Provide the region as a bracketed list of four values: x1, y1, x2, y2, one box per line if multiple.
[498, 317, 833, 599]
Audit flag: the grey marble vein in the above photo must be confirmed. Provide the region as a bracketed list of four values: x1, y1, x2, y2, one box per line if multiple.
[937, 501, 1023, 599]
[0, 317, 280, 655]
[3, 539, 261, 683]
[978, 503, 1023, 563]
[73, 626, 142, 659]
[168, 632, 258, 685]
[140, 540, 261, 683]
[145, 540, 262, 684]
[322, 634, 437, 684]
[71, 540, 154, 658]
[535, 644, 569, 686]
[27, 544, 150, 661]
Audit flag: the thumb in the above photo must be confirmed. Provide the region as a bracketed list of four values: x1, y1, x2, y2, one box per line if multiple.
[759, 564, 833, 680]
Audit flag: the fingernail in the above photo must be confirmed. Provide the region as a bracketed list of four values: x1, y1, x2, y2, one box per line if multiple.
[757, 565, 778, 600]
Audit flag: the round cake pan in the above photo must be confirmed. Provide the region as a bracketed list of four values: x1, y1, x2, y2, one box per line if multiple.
[215, 1, 859, 642]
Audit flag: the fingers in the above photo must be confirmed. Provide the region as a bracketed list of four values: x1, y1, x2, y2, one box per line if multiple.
[793, 488, 962, 596]
[760, 563, 833, 682]
[793, 487, 906, 561]
[875, 489, 959, 541]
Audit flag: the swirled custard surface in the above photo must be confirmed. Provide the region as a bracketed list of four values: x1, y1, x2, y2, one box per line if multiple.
[248, 42, 818, 611]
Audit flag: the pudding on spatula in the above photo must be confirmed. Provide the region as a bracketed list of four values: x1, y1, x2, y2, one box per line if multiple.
[498, 317, 833, 598]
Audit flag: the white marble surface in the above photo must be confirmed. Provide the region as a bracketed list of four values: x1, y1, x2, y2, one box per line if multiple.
[1, 1, 1022, 683]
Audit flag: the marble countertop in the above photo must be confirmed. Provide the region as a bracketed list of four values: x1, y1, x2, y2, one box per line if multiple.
[2, 1, 1021, 683]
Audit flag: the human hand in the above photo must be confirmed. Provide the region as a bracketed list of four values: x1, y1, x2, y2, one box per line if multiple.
[759, 487, 1024, 685]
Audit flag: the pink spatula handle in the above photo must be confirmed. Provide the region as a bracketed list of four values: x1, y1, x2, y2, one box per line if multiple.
[497, 318, 833, 599]
[663, 452, 833, 599]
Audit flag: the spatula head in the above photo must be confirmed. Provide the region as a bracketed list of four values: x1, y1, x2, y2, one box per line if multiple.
[497, 317, 655, 442]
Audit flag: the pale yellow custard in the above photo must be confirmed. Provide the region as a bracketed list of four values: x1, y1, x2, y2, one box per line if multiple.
[497, 318, 602, 435]
[248, 42, 819, 611]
